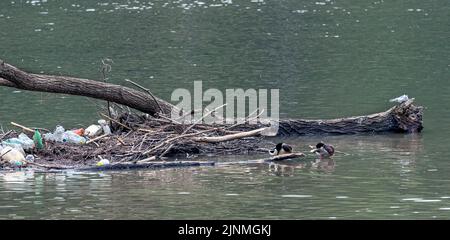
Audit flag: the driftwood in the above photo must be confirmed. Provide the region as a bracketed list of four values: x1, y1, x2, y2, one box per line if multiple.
[0, 59, 425, 170]
[0, 59, 173, 116]
[217, 153, 306, 166]
[9, 154, 305, 172]
[0, 59, 423, 136]
[193, 127, 268, 143]
[10, 122, 34, 133]
[76, 161, 216, 172]
[276, 99, 423, 136]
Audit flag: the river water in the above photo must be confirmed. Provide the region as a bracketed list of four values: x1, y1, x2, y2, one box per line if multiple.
[0, 0, 449, 219]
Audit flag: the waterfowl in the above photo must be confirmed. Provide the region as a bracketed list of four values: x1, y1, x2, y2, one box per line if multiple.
[269, 143, 293, 156]
[310, 142, 335, 158]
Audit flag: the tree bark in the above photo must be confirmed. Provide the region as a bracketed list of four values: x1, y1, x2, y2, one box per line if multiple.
[0, 59, 173, 116]
[276, 99, 423, 136]
[0, 59, 424, 136]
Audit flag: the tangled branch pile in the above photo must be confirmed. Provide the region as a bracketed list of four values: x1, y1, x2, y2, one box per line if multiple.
[1, 111, 275, 168]
[0, 59, 424, 170]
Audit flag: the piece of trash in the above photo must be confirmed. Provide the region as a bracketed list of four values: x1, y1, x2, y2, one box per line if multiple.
[44, 125, 66, 142]
[33, 130, 44, 149]
[1, 146, 27, 167]
[65, 131, 86, 144]
[98, 119, 111, 135]
[25, 154, 35, 162]
[84, 124, 102, 138]
[389, 94, 409, 103]
[72, 128, 84, 136]
[96, 159, 110, 166]
[44, 126, 86, 144]
[2, 133, 34, 151]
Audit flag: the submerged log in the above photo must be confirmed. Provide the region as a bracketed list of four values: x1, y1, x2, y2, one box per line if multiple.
[77, 161, 216, 172]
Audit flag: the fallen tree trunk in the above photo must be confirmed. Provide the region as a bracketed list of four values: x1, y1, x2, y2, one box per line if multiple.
[0, 59, 173, 116]
[276, 99, 423, 136]
[0, 59, 424, 136]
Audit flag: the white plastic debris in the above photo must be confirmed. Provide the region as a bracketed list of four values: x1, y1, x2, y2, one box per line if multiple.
[96, 159, 110, 166]
[98, 119, 111, 135]
[1, 146, 27, 166]
[44, 125, 66, 142]
[2, 133, 34, 151]
[389, 94, 409, 103]
[25, 154, 35, 162]
[84, 124, 102, 138]
[44, 125, 86, 144]
[65, 131, 86, 144]
[18, 133, 35, 150]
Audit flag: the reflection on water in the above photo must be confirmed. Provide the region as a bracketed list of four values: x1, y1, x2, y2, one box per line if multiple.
[268, 158, 336, 176]
[1, 134, 450, 219]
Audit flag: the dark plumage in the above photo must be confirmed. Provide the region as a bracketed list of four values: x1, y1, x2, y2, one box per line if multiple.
[312, 142, 335, 158]
[269, 143, 293, 156]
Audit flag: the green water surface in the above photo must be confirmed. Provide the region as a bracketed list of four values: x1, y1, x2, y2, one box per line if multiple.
[0, 0, 449, 219]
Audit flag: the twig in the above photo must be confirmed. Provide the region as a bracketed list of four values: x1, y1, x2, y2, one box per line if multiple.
[25, 159, 74, 170]
[116, 137, 128, 146]
[193, 127, 267, 143]
[0, 130, 13, 141]
[158, 144, 174, 159]
[181, 104, 227, 135]
[137, 128, 156, 133]
[86, 134, 109, 144]
[100, 113, 132, 130]
[138, 134, 148, 151]
[10, 122, 34, 133]
[31, 127, 51, 133]
[136, 156, 157, 163]
[0, 148, 12, 158]
[225, 109, 265, 130]
[158, 114, 182, 124]
[101, 58, 114, 127]
[143, 128, 218, 156]
[125, 78, 165, 115]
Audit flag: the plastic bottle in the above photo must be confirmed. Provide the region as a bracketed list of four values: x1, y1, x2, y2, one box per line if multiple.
[33, 130, 44, 149]
[98, 119, 111, 135]
[18, 133, 35, 150]
[54, 126, 66, 142]
[44, 125, 67, 143]
[2, 133, 34, 151]
[64, 131, 86, 144]
[84, 124, 102, 138]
